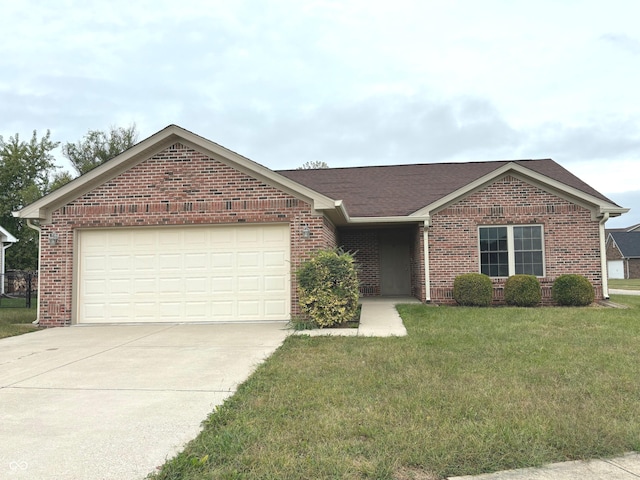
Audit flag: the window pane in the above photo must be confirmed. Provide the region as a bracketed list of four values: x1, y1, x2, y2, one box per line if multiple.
[480, 227, 509, 277]
[513, 226, 543, 276]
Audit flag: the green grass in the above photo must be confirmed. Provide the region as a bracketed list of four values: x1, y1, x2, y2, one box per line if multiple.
[150, 296, 640, 480]
[609, 279, 640, 290]
[0, 297, 38, 339]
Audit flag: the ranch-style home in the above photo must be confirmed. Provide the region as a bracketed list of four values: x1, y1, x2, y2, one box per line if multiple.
[14, 125, 627, 327]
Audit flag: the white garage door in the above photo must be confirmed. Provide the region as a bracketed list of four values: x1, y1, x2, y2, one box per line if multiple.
[77, 224, 290, 324]
[608, 260, 624, 280]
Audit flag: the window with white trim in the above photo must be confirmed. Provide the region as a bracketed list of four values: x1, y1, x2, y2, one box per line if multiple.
[479, 225, 544, 277]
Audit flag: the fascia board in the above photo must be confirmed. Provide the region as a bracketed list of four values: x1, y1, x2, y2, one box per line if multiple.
[347, 215, 429, 225]
[13, 125, 338, 221]
[410, 162, 628, 219]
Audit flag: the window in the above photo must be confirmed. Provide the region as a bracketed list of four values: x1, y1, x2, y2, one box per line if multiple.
[479, 225, 544, 277]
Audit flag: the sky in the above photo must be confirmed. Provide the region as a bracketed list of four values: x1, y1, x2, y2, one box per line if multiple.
[2, 0, 639, 228]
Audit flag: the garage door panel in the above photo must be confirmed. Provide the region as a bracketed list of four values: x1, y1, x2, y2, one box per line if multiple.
[109, 278, 131, 295]
[211, 277, 233, 293]
[78, 225, 290, 323]
[265, 300, 287, 316]
[238, 276, 260, 292]
[84, 255, 107, 272]
[264, 251, 285, 267]
[133, 278, 156, 294]
[211, 252, 233, 269]
[264, 275, 286, 292]
[237, 252, 260, 268]
[185, 253, 208, 269]
[238, 300, 260, 317]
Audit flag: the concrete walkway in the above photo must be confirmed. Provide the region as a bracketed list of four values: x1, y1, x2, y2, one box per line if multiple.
[448, 452, 640, 479]
[293, 296, 420, 337]
[609, 288, 640, 296]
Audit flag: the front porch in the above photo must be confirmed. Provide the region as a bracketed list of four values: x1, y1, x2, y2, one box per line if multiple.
[338, 225, 426, 302]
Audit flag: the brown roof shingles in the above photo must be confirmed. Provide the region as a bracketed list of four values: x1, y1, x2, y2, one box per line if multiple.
[277, 159, 618, 217]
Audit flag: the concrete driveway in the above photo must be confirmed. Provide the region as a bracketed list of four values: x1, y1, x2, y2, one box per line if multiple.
[0, 323, 290, 479]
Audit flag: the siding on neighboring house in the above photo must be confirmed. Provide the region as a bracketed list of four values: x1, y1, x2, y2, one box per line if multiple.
[38, 142, 335, 326]
[428, 175, 603, 304]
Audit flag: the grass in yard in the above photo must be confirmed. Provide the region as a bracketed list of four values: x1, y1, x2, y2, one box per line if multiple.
[150, 297, 640, 480]
[609, 278, 640, 290]
[0, 297, 38, 339]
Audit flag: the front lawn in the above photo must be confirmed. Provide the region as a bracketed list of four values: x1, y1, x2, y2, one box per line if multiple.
[0, 299, 38, 339]
[150, 296, 640, 479]
[609, 278, 640, 290]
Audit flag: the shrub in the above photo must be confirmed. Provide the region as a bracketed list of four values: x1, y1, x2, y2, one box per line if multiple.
[552, 274, 595, 306]
[453, 273, 493, 307]
[297, 248, 359, 327]
[504, 275, 541, 307]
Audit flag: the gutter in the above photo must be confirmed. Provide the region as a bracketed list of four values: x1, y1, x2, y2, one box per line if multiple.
[25, 220, 41, 325]
[599, 212, 610, 299]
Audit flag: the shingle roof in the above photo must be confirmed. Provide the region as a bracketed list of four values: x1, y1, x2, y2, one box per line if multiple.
[277, 159, 618, 217]
[609, 232, 640, 258]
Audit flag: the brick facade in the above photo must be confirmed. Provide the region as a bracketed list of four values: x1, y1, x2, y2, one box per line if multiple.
[428, 175, 604, 304]
[37, 143, 335, 326]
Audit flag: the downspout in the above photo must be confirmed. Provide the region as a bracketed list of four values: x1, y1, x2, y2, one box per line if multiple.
[26, 219, 41, 325]
[423, 219, 431, 302]
[599, 212, 610, 299]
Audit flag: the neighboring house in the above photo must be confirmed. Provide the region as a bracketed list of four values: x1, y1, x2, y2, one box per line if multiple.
[1, 225, 18, 295]
[606, 231, 640, 279]
[13, 125, 628, 327]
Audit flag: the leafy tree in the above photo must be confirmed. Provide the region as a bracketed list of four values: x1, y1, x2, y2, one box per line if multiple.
[0, 130, 60, 270]
[62, 124, 138, 175]
[298, 160, 329, 169]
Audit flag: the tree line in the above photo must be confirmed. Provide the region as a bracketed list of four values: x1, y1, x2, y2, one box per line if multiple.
[0, 125, 138, 270]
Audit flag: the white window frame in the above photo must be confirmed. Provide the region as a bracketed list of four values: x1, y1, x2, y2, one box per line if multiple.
[478, 224, 545, 277]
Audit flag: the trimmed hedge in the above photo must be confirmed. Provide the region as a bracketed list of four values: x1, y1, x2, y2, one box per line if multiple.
[552, 274, 595, 306]
[504, 275, 541, 307]
[453, 273, 493, 307]
[297, 249, 359, 327]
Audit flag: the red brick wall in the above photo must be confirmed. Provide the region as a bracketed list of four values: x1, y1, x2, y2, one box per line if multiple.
[428, 175, 604, 304]
[38, 142, 335, 326]
[339, 228, 381, 296]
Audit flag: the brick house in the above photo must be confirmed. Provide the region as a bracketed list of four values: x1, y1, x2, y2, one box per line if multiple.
[14, 125, 627, 327]
[606, 227, 640, 279]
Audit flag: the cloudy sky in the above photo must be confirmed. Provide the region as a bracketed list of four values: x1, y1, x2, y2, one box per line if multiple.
[2, 0, 639, 227]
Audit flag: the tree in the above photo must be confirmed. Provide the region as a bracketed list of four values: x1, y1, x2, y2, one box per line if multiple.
[0, 130, 60, 270]
[63, 124, 138, 175]
[297, 160, 329, 169]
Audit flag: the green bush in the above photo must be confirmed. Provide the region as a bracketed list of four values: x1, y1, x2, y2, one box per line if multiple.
[297, 248, 359, 327]
[453, 273, 493, 307]
[552, 274, 595, 306]
[504, 275, 541, 307]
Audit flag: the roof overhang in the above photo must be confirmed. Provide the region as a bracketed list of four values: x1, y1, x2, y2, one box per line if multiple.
[410, 162, 629, 221]
[0, 226, 18, 244]
[13, 125, 338, 223]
